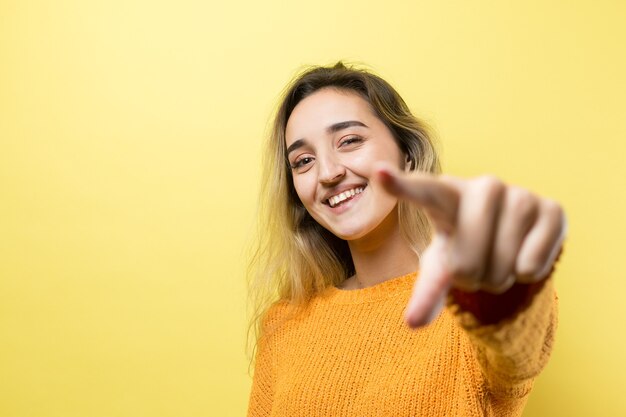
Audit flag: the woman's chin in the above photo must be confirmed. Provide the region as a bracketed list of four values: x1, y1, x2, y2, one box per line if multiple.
[326, 223, 375, 242]
[324, 208, 401, 244]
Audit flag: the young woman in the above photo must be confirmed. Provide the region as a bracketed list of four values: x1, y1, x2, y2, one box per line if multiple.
[247, 62, 565, 416]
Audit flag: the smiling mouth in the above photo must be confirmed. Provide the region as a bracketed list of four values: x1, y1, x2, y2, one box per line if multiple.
[325, 186, 366, 208]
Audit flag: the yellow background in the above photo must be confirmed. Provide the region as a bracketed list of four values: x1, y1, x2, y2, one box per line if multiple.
[1, 1, 624, 416]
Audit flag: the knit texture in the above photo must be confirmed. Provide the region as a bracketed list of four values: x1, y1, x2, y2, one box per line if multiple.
[248, 273, 558, 416]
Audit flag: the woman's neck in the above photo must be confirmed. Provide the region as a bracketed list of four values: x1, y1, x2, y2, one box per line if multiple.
[347, 210, 420, 289]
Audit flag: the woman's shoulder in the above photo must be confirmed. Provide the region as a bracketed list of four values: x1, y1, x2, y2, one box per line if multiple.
[260, 292, 329, 336]
[263, 300, 291, 323]
[258, 299, 297, 338]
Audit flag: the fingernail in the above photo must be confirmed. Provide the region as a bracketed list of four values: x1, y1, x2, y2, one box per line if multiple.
[376, 166, 392, 177]
[404, 305, 424, 328]
[406, 314, 425, 329]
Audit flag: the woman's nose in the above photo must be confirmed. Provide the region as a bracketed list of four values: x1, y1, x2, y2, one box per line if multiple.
[318, 154, 346, 185]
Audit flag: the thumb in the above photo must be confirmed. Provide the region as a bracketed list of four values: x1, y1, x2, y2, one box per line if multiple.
[405, 234, 452, 328]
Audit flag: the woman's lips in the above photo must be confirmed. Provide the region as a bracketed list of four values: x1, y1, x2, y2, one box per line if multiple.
[327, 186, 365, 208]
[326, 186, 365, 214]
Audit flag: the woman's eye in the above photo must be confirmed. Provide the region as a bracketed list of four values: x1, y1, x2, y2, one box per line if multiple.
[292, 156, 314, 169]
[340, 136, 363, 147]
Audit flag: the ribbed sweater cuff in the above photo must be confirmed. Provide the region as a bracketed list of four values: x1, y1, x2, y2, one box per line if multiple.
[446, 277, 558, 395]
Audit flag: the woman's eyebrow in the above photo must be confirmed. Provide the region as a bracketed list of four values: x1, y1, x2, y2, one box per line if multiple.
[326, 120, 368, 134]
[286, 139, 307, 156]
[287, 121, 368, 156]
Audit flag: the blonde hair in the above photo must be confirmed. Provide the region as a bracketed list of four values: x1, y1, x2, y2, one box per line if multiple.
[247, 62, 441, 361]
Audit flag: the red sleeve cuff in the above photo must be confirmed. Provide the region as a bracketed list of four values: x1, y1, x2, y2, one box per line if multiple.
[449, 245, 563, 325]
[449, 279, 547, 325]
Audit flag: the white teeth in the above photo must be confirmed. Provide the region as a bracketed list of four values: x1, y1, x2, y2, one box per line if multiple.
[327, 187, 365, 208]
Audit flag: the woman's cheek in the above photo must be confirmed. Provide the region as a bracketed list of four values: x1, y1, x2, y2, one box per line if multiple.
[293, 177, 316, 209]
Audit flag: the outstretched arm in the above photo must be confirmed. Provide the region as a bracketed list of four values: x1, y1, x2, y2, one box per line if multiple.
[375, 163, 564, 398]
[374, 163, 565, 328]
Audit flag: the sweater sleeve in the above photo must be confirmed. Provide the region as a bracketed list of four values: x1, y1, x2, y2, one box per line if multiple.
[446, 277, 558, 399]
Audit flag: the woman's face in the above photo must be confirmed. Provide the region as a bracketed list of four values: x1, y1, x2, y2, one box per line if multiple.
[285, 88, 406, 242]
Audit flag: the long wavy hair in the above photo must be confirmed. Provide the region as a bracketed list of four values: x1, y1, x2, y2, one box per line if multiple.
[247, 62, 441, 360]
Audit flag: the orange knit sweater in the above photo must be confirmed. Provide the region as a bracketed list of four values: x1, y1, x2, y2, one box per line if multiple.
[248, 273, 558, 416]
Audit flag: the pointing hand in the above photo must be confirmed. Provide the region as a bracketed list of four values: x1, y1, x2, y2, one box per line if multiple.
[375, 163, 566, 328]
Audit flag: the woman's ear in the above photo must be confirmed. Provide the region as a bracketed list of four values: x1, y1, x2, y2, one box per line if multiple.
[404, 154, 413, 171]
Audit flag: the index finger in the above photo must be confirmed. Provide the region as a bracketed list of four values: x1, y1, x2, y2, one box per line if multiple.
[405, 233, 452, 328]
[374, 163, 460, 233]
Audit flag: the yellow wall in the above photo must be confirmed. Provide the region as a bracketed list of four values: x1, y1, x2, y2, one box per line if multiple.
[1, 1, 624, 416]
